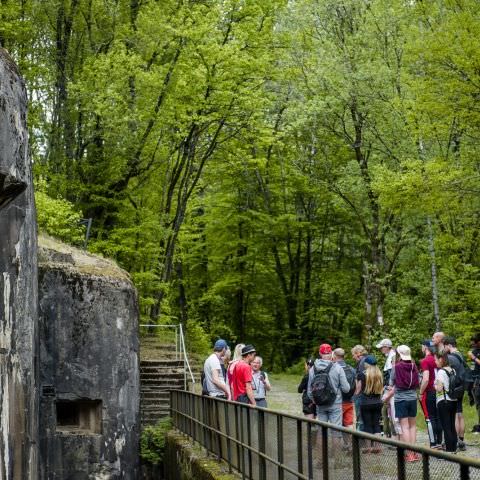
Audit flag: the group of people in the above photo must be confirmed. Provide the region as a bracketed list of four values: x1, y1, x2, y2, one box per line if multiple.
[202, 340, 271, 407]
[298, 332, 480, 460]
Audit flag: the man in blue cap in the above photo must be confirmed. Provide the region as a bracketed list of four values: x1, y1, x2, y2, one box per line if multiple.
[203, 339, 230, 399]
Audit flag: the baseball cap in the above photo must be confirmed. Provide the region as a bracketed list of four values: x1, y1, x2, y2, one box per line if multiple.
[214, 339, 228, 351]
[364, 355, 377, 365]
[241, 344, 256, 356]
[376, 338, 393, 349]
[319, 343, 332, 355]
[397, 345, 412, 361]
[422, 339, 434, 348]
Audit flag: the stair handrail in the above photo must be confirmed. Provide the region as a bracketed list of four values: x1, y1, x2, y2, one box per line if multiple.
[139, 324, 180, 359]
[178, 323, 196, 390]
[139, 323, 196, 390]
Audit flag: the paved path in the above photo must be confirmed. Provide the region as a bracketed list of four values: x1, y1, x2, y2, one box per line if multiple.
[267, 373, 480, 461]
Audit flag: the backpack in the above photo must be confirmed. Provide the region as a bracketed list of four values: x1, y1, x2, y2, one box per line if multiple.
[452, 352, 474, 388]
[341, 364, 356, 401]
[200, 371, 209, 396]
[443, 368, 465, 400]
[311, 363, 337, 406]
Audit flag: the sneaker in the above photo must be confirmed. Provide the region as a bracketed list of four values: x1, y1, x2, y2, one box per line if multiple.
[457, 440, 466, 451]
[405, 452, 420, 463]
[431, 444, 443, 450]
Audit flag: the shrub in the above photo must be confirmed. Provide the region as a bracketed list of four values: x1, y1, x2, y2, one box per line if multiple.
[140, 417, 172, 465]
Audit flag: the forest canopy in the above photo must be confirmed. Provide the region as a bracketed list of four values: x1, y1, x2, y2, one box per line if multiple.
[2, 0, 480, 368]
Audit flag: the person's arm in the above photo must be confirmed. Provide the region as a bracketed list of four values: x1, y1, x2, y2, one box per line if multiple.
[419, 369, 430, 396]
[307, 367, 314, 401]
[262, 372, 271, 392]
[245, 382, 256, 405]
[298, 374, 308, 393]
[383, 386, 395, 402]
[355, 379, 362, 396]
[212, 367, 230, 399]
[339, 366, 350, 393]
[434, 372, 444, 393]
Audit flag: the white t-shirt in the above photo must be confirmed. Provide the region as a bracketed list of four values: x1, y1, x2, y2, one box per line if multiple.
[435, 368, 456, 403]
[252, 371, 269, 399]
[204, 353, 226, 397]
[384, 349, 396, 371]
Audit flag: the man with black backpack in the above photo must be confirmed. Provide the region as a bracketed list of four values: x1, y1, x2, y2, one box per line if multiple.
[444, 336, 467, 450]
[333, 348, 356, 428]
[307, 344, 351, 427]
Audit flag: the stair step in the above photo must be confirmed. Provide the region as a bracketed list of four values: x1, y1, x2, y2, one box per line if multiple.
[140, 372, 184, 379]
[140, 360, 184, 367]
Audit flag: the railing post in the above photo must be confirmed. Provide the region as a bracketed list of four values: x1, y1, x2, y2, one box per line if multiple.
[277, 415, 284, 480]
[224, 401, 233, 473]
[307, 422, 313, 480]
[397, 447, 406, 480]
[352, 435, 361, 480]
[297, 419, 303, 475]
[247, 407, 252, 479]
[258, 409, 267, 480]
[322, 425, 328, 480]
[460, 464, 470, 480]
[215, 399, 222, 461]
[422, 453, 429, 480]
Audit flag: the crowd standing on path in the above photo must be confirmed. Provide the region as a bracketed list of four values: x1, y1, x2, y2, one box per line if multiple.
[202, 332, 480, 462]
[298, 331, 480, 461]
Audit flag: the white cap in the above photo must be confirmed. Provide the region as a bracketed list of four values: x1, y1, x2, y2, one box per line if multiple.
[397, 345, 411, 361]
[376, 338, 393, 349]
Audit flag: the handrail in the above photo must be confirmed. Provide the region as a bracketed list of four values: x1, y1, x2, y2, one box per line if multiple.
[139, 323, 195, 389]
[179, 323, 196, 389]
[171, 390, 480, 480]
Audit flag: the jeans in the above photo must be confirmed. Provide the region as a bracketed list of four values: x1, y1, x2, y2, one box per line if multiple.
[316, 403, 343, 428]
[425, 390, 442, 445]
[437, 400, 457, 452]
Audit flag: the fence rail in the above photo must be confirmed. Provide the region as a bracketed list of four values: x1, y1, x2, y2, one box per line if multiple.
[171, 390, 480, 480]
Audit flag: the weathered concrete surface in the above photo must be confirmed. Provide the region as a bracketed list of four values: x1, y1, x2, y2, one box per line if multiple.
[0, 48, 39, 479]
[164, 431, 240, 480]
[38, 235, 140, 479]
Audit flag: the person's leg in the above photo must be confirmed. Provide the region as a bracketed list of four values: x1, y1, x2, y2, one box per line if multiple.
[456, 394, 466, 450]
[438, 401, 456, 452]
[370, 403, 383, 452]
[426, 390, 442, 446]
[408, 400, 417, 445]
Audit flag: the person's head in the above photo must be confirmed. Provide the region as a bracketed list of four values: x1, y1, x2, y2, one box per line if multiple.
[241, 344, 256, 364]
[251, 356, 263, 372]
[351, 345, 368, 362]
[375, 338, 393, 357]
[421, 340, 435, 356]
[397, 345, 412, 362]
[435, 351, 449, 369]
[319, 343, 332, 360]
[443, 336, 457, 352]
[332, 348, 345, 362]
[363, 355, 383, 395]
[222, 348, 231, 364]
[471, 334, 480, 349]
[432, 331, 445, 347]
[232, 343, 245, 361]
[213, 339, 228, 355]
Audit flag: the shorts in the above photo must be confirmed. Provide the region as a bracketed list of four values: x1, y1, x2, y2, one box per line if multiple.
[456, 392, 464, 413]
[342, 402, 354, 427]
[395, 399, 417, 419]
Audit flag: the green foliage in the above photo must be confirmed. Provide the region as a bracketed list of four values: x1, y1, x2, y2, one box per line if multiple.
[35, 184, 85, 245]
[140, 417, 172, 465]
[5, 0, 480, 370]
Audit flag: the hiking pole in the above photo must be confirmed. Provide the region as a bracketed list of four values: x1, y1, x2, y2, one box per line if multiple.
[418, 393, 435, 445]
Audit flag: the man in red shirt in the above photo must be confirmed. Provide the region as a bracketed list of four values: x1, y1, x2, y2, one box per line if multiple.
[231, 345, 257, 405]
[419, 340, 442, 448]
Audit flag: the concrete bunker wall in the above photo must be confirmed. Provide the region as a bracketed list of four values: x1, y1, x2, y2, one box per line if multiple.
[0, 48, 38, 479]
[38, 238, 140, 479]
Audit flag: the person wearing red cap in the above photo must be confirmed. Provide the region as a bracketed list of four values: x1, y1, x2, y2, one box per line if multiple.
[307, 343, 351, 427]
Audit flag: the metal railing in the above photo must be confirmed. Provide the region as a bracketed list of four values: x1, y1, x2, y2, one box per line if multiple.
[171, 390, 480, 480]
[140, 324, 195, 389]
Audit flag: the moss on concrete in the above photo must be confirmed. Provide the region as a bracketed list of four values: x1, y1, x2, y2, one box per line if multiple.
[165, 430, 240, 480]
[38, 233, 132, 282]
